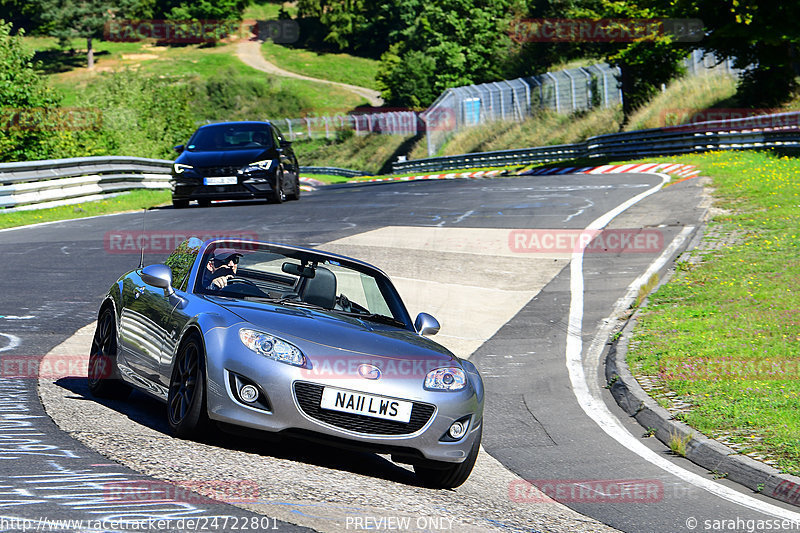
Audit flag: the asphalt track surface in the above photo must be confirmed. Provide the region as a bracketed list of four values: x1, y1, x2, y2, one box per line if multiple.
[1, 174, 799, 532]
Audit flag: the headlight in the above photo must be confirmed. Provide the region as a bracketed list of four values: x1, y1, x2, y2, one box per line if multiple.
[240, 159, 273, 173]
[239, 329, 305, 367]
[173, 163, 193, 174]
[424, 367, 466, 391]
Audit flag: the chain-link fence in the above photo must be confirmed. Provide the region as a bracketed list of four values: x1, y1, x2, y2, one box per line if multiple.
[276, 112, 420, 141]
[421, 63, 622, 156]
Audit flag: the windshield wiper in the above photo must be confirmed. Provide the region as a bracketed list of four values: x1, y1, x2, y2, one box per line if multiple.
[337, 311, 406, 328]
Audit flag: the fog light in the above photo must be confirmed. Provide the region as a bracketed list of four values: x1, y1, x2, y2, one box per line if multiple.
[448, 420, 467, 439]
[240, 384, 259, 403]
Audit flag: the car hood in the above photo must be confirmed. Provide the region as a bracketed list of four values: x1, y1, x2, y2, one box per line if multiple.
[209, 297, 456, 364]
[177, 149, 272, 168]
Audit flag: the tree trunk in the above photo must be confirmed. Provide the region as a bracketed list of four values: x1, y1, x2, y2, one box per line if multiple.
[87, 37, 94, 69]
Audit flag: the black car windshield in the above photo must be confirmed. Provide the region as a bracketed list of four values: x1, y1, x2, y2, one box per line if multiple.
[193, 241, 412, 328]
[186, 124, 273, 151]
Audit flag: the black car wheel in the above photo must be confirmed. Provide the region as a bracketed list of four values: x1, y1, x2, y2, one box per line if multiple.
[414, 427, 481, 489]
[167, 334, 210, 438]
[270, 172, 286, 204]
[88, 308, 131, 399]
[172, 199, 189, 209]
[287, 175, 301, 201]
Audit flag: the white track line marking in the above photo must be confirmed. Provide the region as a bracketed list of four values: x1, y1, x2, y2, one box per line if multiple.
[0, 333, 20, 353]
[565, 173, 800, 519]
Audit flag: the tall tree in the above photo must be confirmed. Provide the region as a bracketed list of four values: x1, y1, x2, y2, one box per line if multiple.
[670, 0, 800, 106]
[38, 0, 119, 68]
[376, 0, 511, 107]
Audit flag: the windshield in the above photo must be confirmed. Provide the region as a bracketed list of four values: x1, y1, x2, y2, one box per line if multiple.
[193, 241, 411, 328]
[186, 124, 273, 151]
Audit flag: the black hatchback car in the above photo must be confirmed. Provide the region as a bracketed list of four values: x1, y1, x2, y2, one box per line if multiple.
[170, 121, 300, 208]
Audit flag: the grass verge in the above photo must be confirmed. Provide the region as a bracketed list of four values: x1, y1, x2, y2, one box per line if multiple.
[0, 190, 170, 230]
[260, 40, 379, 90]
[624, 149, 800, 475]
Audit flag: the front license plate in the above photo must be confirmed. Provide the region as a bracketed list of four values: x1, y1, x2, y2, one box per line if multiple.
[204, 176, 237, 185]
[320, 387, 413, 423]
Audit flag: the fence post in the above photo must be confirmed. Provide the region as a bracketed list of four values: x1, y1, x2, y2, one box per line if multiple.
[324, 116, 330, 138]
[285, 119, 293, 140]
[545, 72, 560, 113]
[563, 69, 577, 112]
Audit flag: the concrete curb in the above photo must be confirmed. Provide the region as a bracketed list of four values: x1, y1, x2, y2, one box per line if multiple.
[604, 232, 800, 508]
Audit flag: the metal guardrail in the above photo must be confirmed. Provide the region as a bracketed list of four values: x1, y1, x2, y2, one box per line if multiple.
[393, 111, 800, 173]
[299, 166, 370, 177]
[4, 111, 799, 211]
[0, 156, 173, 212]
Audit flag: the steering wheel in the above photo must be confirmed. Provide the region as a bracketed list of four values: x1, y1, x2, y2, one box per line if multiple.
[227, 277, 259, 288]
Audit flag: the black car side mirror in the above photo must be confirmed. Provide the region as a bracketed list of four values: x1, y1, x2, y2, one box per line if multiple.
[173, 144, 184, 153]
[141, 264, 175, 295]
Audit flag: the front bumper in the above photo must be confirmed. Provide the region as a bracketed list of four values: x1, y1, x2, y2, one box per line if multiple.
[202, 324, 484, 464]
[171, 172, 277, 201]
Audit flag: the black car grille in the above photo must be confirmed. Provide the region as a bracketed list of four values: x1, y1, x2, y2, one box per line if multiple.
[293, 382, 435, 436]
[197, 166, 239, 177]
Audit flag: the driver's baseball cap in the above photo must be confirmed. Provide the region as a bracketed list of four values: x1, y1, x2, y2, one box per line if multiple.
[210, 249, 243, 265]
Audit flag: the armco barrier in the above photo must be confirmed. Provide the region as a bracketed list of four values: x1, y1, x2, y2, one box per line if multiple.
[299, 166, 370, 178]
[0, 156, 173, 212]
[393, 110, 800, 173]
[4, 110, 799, 211]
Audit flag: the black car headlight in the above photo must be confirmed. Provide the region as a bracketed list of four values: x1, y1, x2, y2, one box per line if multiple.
[424, 367, 466, 391]
[239, 328, 305, 367]
[240, 160, 273, 173]
[173, 163, 193, 174]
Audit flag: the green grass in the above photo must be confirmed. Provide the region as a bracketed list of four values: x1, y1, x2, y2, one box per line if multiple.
[0, 190, 171, 229]
[29, 36, 366, 115]
[625, 150, 800, 475]
[293, 134, 417, 174]
[411, 106, 623, 159]
[243, 1, 298, 19]
[260, 40, 379, 90]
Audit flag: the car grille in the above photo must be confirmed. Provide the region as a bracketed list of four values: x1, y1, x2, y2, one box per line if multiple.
[293, 382, 435, 436]
[197, 166, 239, 177]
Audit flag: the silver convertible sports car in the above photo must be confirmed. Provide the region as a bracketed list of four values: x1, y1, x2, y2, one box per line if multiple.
[89, 238, 484, 488]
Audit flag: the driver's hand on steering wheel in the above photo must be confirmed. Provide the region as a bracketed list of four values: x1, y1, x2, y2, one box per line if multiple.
[211, 275, 233, 289]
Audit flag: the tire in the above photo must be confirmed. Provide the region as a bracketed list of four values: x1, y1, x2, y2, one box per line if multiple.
[167, 333, 211, 439]
[414, 427, 481, 489]
[287, 176, 301, 201]
[270, 172, 285, 204]
[87, 308, 131, 400]
[172, 199, 189, 209]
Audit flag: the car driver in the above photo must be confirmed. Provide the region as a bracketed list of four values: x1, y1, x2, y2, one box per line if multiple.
[203, 250, 243, 290]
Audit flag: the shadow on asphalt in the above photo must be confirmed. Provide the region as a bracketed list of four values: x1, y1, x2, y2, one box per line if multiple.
[53, 377, 421, 487]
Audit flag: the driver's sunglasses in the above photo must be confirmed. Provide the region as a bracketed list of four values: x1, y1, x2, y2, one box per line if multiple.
[227, 256, 240, 265]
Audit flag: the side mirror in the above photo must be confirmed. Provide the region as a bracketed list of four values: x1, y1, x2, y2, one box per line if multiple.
[414, 313, 440, 336]
[141, 264, 174, 295]
[173, 144, 184, 153]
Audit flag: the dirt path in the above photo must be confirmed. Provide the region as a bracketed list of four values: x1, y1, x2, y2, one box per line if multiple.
[236, 40, 383, 107]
